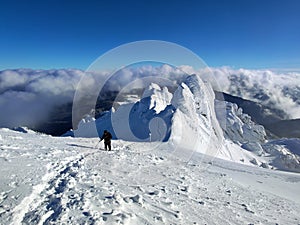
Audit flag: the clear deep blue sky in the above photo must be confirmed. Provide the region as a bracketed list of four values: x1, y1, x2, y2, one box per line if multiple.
[0, 0, 299, 70]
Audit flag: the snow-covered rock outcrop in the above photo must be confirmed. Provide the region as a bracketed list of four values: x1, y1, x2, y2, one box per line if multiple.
[142, 83, 173, 114]
[72, 115, 98, 138]
[169, 74, 223, 156]
[217, 101, 266, 144]
[263, 139, 300, 172]
[71, 75, 224, 157]
[70, 74, 261, 165]
[68, 74, 300, 172]
[216, 100, 300, 172]
[72, 82, 175, 142]
[216, 101, 266, 156]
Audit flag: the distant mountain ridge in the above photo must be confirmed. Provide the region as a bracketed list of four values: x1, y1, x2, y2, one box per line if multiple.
[215, 91, 299, 138]
[204, 68, 300, 120]
[266, 119, 300, 138]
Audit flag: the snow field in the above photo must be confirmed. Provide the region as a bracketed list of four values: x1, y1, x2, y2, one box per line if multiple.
[1, 128, 300, 224]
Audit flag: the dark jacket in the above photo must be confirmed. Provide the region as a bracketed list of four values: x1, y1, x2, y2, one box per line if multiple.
[101, 131, 112, 143]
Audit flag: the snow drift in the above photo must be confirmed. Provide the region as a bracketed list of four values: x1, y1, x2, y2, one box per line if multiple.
[1, 128, 300, 224]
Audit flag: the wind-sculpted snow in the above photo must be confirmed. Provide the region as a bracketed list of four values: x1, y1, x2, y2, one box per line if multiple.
[71, 74, 300, 172]
[216, 101, 266, 144]
[73, 83, 175, 142]
[170, 74, 223, 156]
[1, 128, 300, 224]
[215, 100, 300, 172]
[142, 83, 173, 114]
[263, 139, 300, 172]
[72, 74, 224, 160]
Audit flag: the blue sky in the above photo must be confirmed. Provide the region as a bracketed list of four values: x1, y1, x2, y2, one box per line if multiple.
[0, 0, 299, 70]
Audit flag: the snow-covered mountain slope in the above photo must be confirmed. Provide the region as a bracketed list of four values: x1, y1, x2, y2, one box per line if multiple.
[263, 138, 300, 172]
[71, 75, 231, 161]
[215, 91, 285, 126]
[216, 100, 300, 172]
[1, 128, 300, 224]
[70, 74, 300, 172]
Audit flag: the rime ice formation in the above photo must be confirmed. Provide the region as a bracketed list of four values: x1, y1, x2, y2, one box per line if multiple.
[70, 75, 300, 172]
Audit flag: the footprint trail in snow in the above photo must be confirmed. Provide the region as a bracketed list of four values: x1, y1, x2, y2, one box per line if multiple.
[0, 128, 300, 224]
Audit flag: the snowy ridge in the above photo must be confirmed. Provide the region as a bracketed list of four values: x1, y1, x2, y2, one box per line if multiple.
[1, 69, 300, 224]
[72, 74, 224, 157]
[70, 74, 300, 172]
[169, 75, 223, 157]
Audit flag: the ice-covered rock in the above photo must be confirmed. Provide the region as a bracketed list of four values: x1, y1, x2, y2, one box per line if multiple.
[69, 83, 174, 142]
[241, 142, 264, 156]
[67, 75, 259, 164]
[216, 101, 266, 144]
[169, 74, 223, 156]
[262, 139, 300, 172]
[70, 74, 223, 157]
[73, 115, 98, 138]
[141, 83, 172, 114]
[216, 99, 300, 172]
[66, 73, 300, 172]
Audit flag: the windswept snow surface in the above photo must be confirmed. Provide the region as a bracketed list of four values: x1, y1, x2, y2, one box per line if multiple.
[1, 128, 300, 224]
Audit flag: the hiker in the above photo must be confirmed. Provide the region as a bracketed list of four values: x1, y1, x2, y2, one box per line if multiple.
[100, 130, 112, 151]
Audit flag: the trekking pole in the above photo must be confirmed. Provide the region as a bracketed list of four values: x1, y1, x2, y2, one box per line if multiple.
[95, 139, 101, 148]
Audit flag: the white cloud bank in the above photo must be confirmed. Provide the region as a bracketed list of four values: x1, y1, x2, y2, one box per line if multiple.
[199, 67, 300, 119]
[0, 69, 84, 128]
[0, 66, 299, 130]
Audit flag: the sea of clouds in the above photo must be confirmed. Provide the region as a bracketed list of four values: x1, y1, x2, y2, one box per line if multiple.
[0, 66, 299, 130]
[206, 67, 300, 119]
[0, 69, 84, 128]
